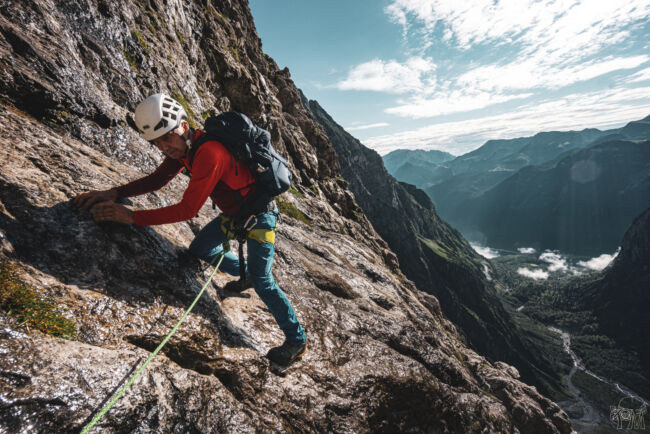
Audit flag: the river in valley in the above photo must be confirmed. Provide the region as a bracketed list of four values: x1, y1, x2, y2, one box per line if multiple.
[548, 327, 648, 433]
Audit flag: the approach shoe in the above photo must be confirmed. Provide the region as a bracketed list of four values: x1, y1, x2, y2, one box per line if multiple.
[267, 339, 307, 365]
[222, 278, 254, 293]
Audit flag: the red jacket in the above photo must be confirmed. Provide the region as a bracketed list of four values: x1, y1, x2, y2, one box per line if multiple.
[115, 131, 255, 226]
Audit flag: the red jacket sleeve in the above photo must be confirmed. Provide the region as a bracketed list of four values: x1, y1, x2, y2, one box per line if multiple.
[133, 144, 226, 226]
[115, 157, 184, 198]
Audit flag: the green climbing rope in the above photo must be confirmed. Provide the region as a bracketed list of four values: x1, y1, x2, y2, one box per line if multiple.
[81, 253, 225, 433]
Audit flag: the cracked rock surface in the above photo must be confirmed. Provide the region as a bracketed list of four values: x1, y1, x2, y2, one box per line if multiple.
[0, 0, 572, 432]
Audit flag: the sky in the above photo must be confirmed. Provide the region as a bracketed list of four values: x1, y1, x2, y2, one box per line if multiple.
[249, 0, 650, 156]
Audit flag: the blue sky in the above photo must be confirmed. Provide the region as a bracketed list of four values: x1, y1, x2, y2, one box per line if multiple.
[249, 0, 650, 156]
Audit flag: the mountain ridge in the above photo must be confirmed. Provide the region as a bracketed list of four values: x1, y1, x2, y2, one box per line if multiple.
[455, 137, 650, 255]
[300, 91, 567, 399]
[586, 206, 650, 378]
[384, 115, 650, 256]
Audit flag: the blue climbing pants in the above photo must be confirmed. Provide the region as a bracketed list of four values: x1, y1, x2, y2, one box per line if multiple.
[189, 210, 306, 345]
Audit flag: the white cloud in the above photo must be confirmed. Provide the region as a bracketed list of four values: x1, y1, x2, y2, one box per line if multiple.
[629, 67, 650, 82]
[492, 246, 619, 280]
[471, 243, 499, 259]
[517, 267, 549, 280]
[337, 57, 436, 94]
[457, 56, 649, 93]
[518, 247, 537, 254]
[345, 123, 390, 131]
[385, 0, 650, 59]
[539, 251, 568, 272]
[533, 250, 584, 275]
[374, 1, 650, 121]
[482, 263, 492, 281]
[577, 248, 620, 271]
[377, 54, 647, 120]
[385, 91, 532, 118]
[363, 86, 650, 155]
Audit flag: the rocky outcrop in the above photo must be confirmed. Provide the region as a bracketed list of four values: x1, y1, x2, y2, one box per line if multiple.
[0, 0, 572, 432]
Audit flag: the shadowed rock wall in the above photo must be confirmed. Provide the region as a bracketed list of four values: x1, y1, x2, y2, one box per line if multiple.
[300, 93, 566, 399]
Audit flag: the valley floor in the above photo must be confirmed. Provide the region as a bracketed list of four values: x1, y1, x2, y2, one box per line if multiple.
[491, 251, 649, 434]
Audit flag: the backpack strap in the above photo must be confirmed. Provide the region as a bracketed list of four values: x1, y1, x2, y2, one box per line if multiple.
[190, 131, 272, 220]
[187, 132, 212, 169]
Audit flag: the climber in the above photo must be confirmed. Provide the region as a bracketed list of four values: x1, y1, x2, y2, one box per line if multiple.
[73, 93, 307, 366]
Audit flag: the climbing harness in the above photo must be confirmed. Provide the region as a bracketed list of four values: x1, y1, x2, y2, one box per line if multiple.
[217, 213, 277, 281]
[80, 252, 226, 434]
[218, 213, 277, 245]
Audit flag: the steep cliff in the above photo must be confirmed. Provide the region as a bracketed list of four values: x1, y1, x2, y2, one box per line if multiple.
[0, 0, 572, 432]
[300, 94, 564, 399]
[584, 207, 650, 380]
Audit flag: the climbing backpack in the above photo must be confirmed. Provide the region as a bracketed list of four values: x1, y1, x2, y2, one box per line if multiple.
[188, 111, 292, 220]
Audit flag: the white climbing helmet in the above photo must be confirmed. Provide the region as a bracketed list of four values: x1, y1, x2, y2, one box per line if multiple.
[134, 93, 187, 141]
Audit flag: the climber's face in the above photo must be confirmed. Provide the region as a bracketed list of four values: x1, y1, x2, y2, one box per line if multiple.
[152, 121, 189, 159]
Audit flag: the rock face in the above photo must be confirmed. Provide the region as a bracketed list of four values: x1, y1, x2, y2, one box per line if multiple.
[301, 94, 564, 399]
[583, 207, 650, 380]
[0, 0, 572, 432]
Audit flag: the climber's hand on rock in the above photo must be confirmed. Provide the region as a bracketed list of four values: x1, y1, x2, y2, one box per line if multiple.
[74, 189, 119, 210]
[91, 201, 135, 224]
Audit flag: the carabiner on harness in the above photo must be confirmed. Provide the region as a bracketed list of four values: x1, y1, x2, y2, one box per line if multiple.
[243, 215, 258, 231]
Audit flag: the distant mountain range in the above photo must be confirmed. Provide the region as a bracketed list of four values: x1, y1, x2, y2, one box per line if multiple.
[383, 115, 650, 256]
[382, 149, 455, 186]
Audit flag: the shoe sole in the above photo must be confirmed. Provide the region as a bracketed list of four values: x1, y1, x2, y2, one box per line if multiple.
[292, 344, 307, 361]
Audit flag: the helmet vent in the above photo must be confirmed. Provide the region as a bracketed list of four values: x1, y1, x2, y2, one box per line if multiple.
[135, 93, 188, 140]
[153, 118, 167, 131]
